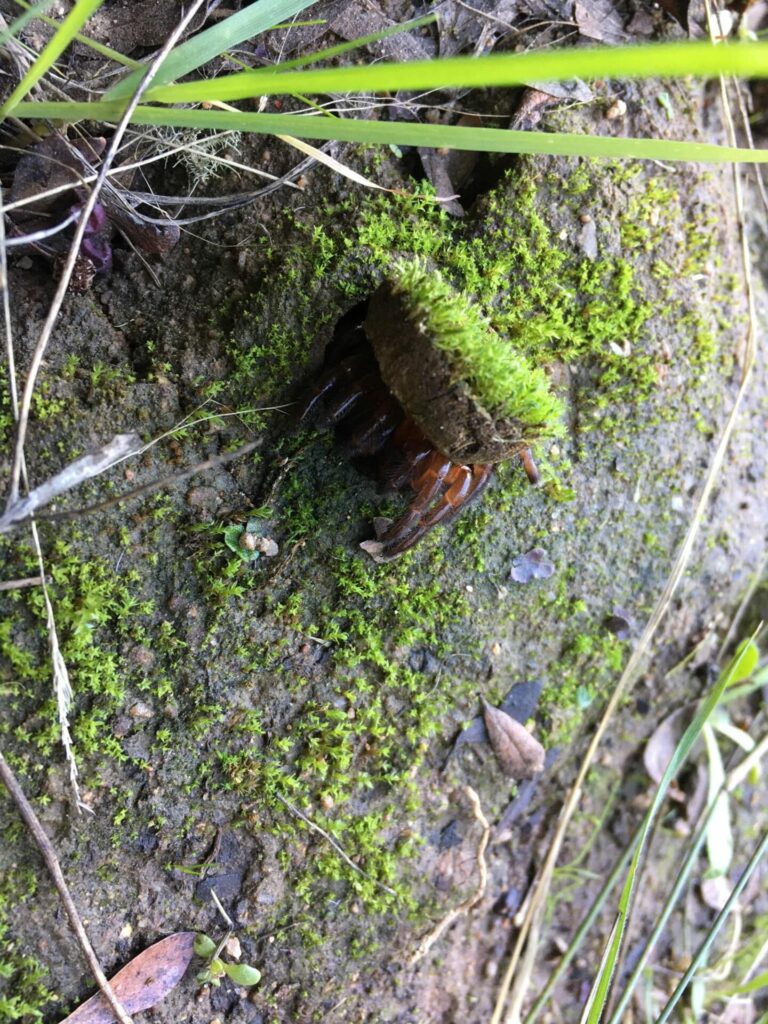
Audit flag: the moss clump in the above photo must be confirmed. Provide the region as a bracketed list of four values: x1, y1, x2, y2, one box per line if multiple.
[386, 259, 565, 436]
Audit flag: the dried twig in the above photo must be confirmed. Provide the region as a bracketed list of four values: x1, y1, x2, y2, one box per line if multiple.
[275, 794, 398, 898]
[409, 786, 490, 965]
[0, 432, 142, 532]
[27, 439, 260, 526]
[0, 574, 46, 591]
[0, 749, 134, 1024]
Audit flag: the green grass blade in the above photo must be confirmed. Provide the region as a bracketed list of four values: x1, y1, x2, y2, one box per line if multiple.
[0, 0, 106, 118]
[604, 786, 725, 1024]
[580, 637, 760, 1024]
[140, 40, 768, 104]
[102, 0, 318, 102]
[654, 828, 768, 1024]
[1, 0, 57, 50]
[14, 101, 768, 164]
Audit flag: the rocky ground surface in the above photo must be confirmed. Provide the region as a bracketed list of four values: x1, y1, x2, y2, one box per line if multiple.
[1, 2, 767, 1023]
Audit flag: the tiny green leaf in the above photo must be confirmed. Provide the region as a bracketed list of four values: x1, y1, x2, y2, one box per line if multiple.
[209, 958, 226, 979]
[193, 933, 217, 958]
[727, 639, 759, 684]
[223, 962, 262, 986]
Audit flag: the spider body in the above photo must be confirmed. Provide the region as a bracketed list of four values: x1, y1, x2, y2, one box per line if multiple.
[299, 288, 544, 562]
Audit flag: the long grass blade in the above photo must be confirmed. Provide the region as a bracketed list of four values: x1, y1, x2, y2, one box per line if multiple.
[579, 637, 760, 1024]
[654, 828, 768, 1024]
[102, 0, 318, 101]
[138, 40, 768, 104]
[275, 13, 437, 71]
[13, 101, 768, 163]
[0, 0, 106, 118]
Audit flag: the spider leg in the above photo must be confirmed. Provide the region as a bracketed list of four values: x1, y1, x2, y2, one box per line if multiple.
[376, 452, 454, 546]
[342, 391, 404, 456]
[297, 353, 376, 421]
[381, 419, 435, 490]
[519, 447, 540, 485]
[374, 462, 494, 559]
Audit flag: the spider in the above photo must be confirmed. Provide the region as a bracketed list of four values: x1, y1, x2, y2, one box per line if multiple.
[298, 278, 549, 562]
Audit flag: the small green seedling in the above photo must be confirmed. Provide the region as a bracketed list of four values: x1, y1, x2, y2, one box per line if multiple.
[193, 932, 261, 988]
[222, 509, 276, 564]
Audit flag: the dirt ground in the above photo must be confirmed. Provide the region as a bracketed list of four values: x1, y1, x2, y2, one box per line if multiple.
[1, 2, 768, 1023]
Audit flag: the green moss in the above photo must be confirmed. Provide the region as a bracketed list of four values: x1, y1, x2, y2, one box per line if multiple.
[219, 546, 471, 915]
[386, 259, 565, 435]
[0, 866, 57, 1022]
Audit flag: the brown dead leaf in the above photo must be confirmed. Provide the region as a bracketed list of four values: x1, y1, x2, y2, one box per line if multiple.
[59, 932, 196, 1024]
[481, 697, 545, 779]
[574, 0, 629, 43]
[643, 706, 693, 784]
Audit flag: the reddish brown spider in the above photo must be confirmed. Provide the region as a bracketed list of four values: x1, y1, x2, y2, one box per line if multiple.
[298, 299, 540, 562]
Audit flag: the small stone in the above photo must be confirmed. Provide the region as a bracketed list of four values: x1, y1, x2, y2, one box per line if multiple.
[224, 935, 242, 961]
[605, 98, 627, 119]
[119, 922, 133, 939]
[320, 793, 334, 811]
[240, 531, 257, 551]
[128, 701, 154, 720]
[253, 535, 278, 557]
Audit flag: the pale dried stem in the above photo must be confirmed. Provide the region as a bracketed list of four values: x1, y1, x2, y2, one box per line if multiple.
[5, 0, 211, 509]
[275, 794, 398, 898]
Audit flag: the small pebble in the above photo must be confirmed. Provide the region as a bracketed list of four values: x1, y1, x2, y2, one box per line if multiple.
[605, 99, 627, 120]
[128, 701, 154, 720]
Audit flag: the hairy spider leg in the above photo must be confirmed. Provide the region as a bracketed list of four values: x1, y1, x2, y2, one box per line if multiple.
[378, 462, 494, 558]
[342, 391, 404, 456]
[374, 452, 454, 547]
[382, 419, 435, 489]
[297, 352, 376, 421]
[322, 370, 382, 425]
[519, 447, 540, 485]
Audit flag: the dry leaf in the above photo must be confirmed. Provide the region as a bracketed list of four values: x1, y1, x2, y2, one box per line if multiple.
[643, 707, 693, 784]
[481, 697, 545, 779]
[59, 932, 196, 1024]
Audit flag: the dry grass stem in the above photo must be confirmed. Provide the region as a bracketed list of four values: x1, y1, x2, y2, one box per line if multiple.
[275, 794, 398, 898]
[491, 70, 759, 1023]
[5, 0, 210, 509]
[0, 432, 142, 532]
[0, 574, 46, 590]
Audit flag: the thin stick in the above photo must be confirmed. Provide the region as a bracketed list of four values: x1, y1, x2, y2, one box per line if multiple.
[410, 785, 490, 964]
[26, 440, 260, 526]
[0, 749, 133, 1024]
[275, 794, 398, 898]
[5, 0, 211, 510]
[0, 575, 45, 591]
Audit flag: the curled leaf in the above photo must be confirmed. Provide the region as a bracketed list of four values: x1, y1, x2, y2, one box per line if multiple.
[480, 697, 546, 779]
[60, 931, 196, 1024]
